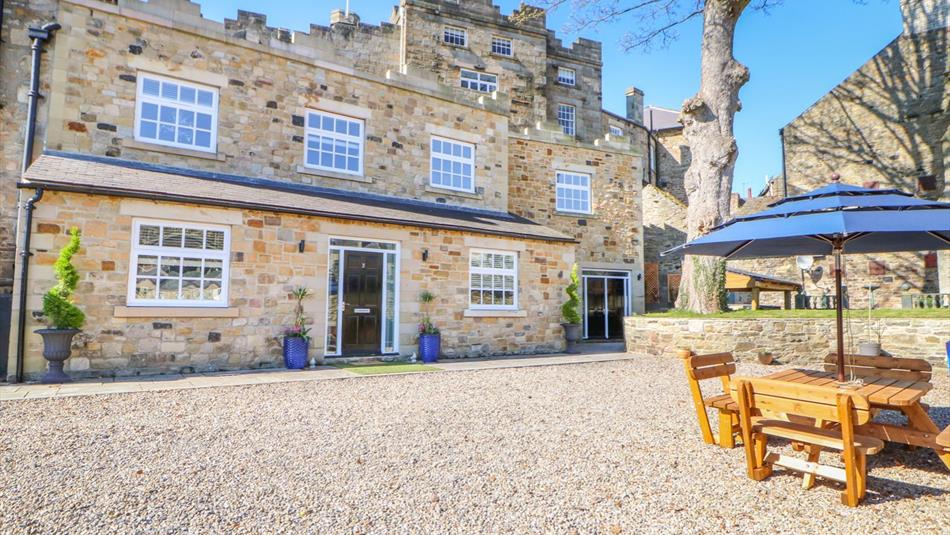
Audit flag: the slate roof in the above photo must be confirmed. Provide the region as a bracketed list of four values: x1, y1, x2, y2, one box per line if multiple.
[20, 152, 575, 243]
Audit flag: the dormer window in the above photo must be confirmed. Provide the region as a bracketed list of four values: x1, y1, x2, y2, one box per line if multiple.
[557, 67, 576, 86]
[443, 26, 467, 47]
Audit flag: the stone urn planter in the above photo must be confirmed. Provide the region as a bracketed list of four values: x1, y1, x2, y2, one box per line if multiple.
[35, 328, 80, 384]
[561, 323, 582, 353]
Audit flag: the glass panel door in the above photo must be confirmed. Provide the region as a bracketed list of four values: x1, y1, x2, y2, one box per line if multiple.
[606, 278, 626, 340]
[585, 277, 606, 339]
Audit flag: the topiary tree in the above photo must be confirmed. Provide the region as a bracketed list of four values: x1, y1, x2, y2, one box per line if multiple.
[42, 227, 85, 330]
[561, 263, 581, 324]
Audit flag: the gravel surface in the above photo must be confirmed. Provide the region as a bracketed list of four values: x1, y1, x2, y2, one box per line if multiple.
[1, 357, 948, 534]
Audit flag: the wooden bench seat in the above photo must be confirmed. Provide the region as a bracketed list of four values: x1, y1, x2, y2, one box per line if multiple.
[823, 353, 932, 383]
[751, 418, 885, 454]
[704, 393, 738, 412]
[938, 426, 950, 449]
[681, 351, 740, 448]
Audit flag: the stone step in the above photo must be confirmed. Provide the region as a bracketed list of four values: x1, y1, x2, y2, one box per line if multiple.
[576, 341, 627, 354]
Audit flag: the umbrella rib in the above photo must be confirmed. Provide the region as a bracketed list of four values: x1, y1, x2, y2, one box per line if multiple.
[928, 231, 950, 245]
[723, 239, 754, 259]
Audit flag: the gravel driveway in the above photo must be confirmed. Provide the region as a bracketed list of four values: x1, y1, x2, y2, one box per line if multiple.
[1, 357, 948, 534]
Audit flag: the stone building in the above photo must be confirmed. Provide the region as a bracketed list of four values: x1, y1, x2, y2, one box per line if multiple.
[1, 0, 661, 380]
[740, 0, 949, 309]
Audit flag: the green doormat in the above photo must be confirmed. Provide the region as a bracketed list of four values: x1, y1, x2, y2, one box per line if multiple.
[331, 362, 441, 375]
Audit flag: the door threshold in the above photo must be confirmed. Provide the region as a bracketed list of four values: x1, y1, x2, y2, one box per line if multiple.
[325, 354, 400, 364]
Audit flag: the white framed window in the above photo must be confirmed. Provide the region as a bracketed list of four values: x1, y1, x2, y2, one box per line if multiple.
[304, 110, 364, 176]
[460, 69, 498, 93]
[557, 104, 576, 136]
[443, 26, 467, 47]
[430, 136, 475, 192]
[491, 36, 513, 56]
[557, 67, 576, 86]
[127, 219, 230, 307]
[469, 250, 518, 310]
[609, 125, 624, 136]
[134, 73, 218, 152]
[556, 171, 592, 214]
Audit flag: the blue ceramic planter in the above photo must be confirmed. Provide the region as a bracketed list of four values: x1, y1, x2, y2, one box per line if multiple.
[283, 336, 309, 369]
[419, 334, 440, 363]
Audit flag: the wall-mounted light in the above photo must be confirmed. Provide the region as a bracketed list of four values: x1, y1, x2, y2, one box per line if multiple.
[421, 248, 429, 262]
[298, 240, 306, 253]
[636, 272, 642, 281]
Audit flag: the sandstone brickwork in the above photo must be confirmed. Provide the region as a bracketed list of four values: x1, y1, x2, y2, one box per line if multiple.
[12, 191, 573, 380]
[624, 315, 949, 370]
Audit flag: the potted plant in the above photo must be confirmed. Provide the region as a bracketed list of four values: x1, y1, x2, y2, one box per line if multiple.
[35, 227, 85, 384]
[417, 290, 440, 363]
[561, 263, 582, 353]
[283, 287, 310, 369]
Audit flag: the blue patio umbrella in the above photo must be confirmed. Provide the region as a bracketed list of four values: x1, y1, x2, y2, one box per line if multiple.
[664, 180, 950, 382]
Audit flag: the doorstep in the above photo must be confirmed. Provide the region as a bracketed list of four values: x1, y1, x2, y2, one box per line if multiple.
[0, 352, 636, 401]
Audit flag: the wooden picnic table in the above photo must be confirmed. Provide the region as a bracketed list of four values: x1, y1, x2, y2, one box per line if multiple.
[762, 368, 950, 470]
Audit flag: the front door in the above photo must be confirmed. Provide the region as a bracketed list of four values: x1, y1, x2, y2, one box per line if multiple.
[583, 271, 630, 340]
[342, 252, 383, 355]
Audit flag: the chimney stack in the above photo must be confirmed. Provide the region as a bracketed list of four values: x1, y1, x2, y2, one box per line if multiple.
[330, 8, 360, 27]
[746, 187, 752, 200]
[625, 87, 644, 126]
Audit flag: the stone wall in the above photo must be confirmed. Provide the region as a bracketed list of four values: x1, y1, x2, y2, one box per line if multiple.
[624, 315, 950, 369]
[653, 128, 689, 204]
[8, 190, 574, 380]
[641, 185, 686, 308]
[507, 134, 643, 267]
[0, 0, 59, 292]
[41, 1, 511, 212]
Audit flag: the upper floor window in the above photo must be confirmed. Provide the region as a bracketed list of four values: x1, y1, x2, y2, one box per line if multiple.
[443, 26, 467, 47]
[304, 110, 364, 176]
[491, 36, 513, 56]
[460, 69, 498, 93]
[557, 104, 576, 136]
[557, 67, 576, 86]
[135, 74, 217, 153]
[609, 125, 624, 136]
[128, 219, 230, 307]
[430, 136, 475, 193]
[470, 250, 518, 310]
[556, 171, 592, 214]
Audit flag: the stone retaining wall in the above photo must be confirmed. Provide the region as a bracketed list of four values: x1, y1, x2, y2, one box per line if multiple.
[624, 316, 950, 369]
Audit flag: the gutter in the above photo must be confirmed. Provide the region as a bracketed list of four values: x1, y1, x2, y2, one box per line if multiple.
[17, 181, 579, 245]
[12, 22, 59, 383]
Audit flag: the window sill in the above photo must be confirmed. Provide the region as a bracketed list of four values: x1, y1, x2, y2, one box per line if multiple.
[464, 309, 527, 318]
[296, 165, 374, 184]
[489, 52, 514, 60]
[123, 139, 226, 161]
[114, 306, 239, 318]
[553, 210, 597, 219]
[425, 185, 482, 200]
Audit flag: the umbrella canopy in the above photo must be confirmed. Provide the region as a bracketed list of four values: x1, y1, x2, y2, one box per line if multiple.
[665, 181, 950, 382]
[666, 183, 950, 259]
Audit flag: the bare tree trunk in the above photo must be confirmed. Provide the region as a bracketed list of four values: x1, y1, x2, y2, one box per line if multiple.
[675, 0, 750, 313]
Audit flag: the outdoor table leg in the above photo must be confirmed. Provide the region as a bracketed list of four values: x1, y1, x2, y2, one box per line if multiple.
[900, 402, 950, 470]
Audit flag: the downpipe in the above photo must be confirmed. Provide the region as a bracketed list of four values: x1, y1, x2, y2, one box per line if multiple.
[12, 22, 59, 383]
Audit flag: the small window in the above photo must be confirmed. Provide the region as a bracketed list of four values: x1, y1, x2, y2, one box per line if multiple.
[557, 104, 576, 136]
[557, 67, 576, 86]
[430, 136, 475, 193]
[135, 73, 218, 152]
[304, 110, 364, 176]
[128, 220, 230, 307]
[443, 26, 467, 47]
[491, 36, 512, 56]
[609, 125, 623, 136]
[469, 250, 518, 310]
[460, 69, 498, 93]
[556, 171, 592, 214]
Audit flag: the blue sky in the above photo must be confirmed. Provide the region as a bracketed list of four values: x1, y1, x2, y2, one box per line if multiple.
[196, 0, 902, 193]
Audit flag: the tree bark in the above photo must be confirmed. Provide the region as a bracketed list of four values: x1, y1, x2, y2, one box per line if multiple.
[675, 0, 750, 313]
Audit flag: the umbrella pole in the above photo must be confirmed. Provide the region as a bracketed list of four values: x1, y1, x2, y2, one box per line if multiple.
[834, 245, 846, 383]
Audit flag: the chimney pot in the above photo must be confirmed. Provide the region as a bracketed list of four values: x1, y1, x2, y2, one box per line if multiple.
[746, 187, 752, 200]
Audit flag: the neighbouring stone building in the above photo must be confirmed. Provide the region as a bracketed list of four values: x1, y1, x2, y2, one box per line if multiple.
[737, 0, 949, 310]
[1, 0, 678, 380]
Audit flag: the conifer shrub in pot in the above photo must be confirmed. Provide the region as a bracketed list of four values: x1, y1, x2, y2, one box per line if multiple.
[417, 290, 440, 363]
[283, 287, 311, 369]
[561, 264, 582, 353]
[35, 227, 85, 383]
